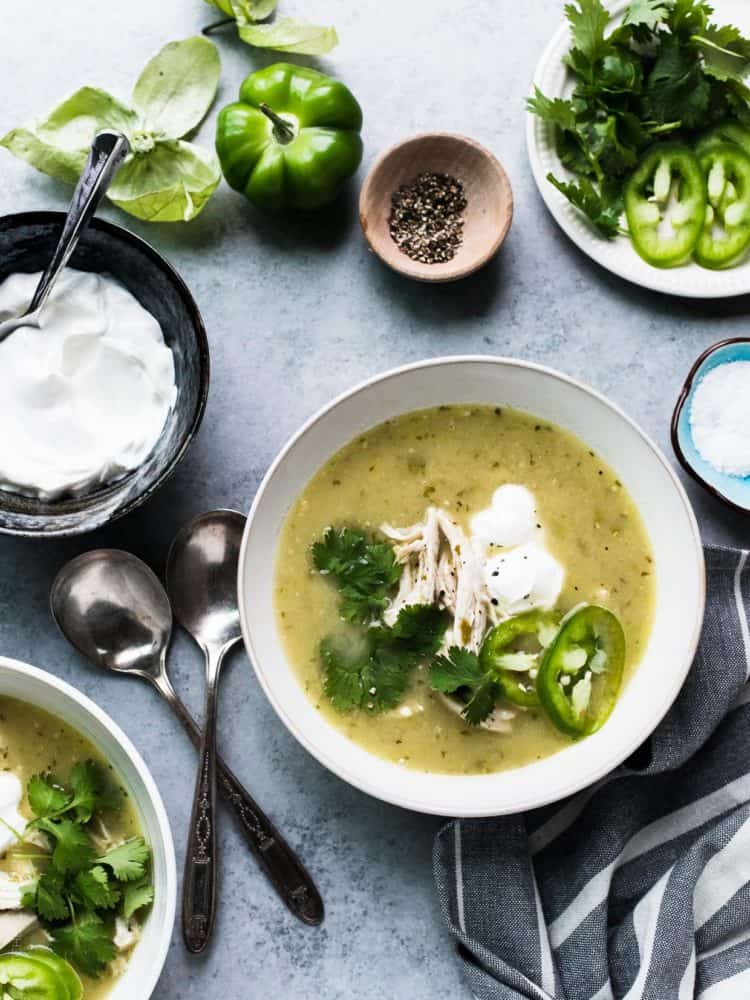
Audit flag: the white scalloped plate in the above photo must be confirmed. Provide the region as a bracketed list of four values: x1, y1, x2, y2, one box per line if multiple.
[527, 0, 750, 297]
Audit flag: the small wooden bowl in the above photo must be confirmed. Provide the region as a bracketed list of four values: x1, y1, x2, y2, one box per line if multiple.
[359, 133, 513, 283]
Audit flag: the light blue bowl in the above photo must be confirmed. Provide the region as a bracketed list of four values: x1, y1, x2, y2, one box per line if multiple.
[672, 338, 750, 514]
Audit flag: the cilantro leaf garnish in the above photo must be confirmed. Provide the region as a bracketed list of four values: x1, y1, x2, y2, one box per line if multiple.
[50, 911, 117, 978]
[97, 837, 150, 882]
[430, 646, 484, 692]
[122, 875, 156, 920]
[24, 871, 70, 922]
[312, 526, 402, 624]
[321, 604, 448, 713]
[429, 646, 502, 727]
[20, 765, 154, 982]
[36, 818, 96, 874]
[27, 774, 70, 819]
[73, 866, 122, 911]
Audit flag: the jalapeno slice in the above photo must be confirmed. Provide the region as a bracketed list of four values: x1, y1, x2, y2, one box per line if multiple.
[625, 143, 706, 267]
[479, 610, 559, 708]
[537, 605, 625, 737]
[0, 953, 69, 1000]
[695, 143, 750, 269]
[695, 121, 750, 159]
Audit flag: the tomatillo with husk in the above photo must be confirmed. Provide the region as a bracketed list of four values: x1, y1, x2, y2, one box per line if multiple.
[215, 63, 363, 212]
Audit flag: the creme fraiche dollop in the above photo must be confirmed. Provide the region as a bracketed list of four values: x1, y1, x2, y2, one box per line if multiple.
[0, 269, 176, 499]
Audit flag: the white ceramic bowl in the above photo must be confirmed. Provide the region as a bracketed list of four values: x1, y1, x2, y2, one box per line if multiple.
[0, 656, 176, 996]
[239, 357, 705, 817]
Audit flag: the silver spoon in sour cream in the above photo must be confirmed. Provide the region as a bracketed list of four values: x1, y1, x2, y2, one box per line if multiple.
[0, 129, 129, 344]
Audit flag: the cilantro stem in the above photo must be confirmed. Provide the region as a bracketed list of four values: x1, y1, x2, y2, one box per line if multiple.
[202, 17, 234, 35]
[0, 815, 27, 845]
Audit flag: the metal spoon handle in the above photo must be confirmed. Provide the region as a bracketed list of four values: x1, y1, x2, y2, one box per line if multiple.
[182, 644, 224, 953]
[28, 130, 130, 315]
[153, 673, 324, 928]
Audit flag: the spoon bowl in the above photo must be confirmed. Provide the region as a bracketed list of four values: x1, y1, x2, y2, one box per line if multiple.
[51, 549, 172, 682]
[51, 542, 325, 928]
[166, 509, 246, 649]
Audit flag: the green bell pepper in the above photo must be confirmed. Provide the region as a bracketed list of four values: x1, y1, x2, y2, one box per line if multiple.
[695, 143, 750, 269]
[536, 605, 625, 737]
[215, 63, 363, 212]
[625, 143, 706, 267]
[479, 611, 559, 708]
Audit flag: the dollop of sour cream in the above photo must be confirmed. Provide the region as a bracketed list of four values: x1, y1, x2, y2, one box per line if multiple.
[0, 269, 177, 499]
[470, 484, 565, 617]
[0, 773, 26, 857]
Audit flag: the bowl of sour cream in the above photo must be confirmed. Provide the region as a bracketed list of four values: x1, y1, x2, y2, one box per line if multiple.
[0, 212, 209, 536]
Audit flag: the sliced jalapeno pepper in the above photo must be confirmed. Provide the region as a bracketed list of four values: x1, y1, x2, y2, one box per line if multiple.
[0, 953, 69, 1000]
[625, 143, 705, 267]
[537, 605, 625, 737]
[694, 143, 750, 269]
[479, 610, 559, 708]
[695, 121, 750, 159]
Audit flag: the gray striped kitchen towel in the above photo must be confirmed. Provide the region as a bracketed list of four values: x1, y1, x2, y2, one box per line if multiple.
[434, 546, 750, 1000]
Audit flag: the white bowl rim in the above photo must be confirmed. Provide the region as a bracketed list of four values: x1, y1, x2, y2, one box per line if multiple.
[238, 355, 706, 816]
[0, 654, 177, 995]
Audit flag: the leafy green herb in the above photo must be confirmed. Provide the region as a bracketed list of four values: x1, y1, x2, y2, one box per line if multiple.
[312, 526, 402, 625]
[321, 605, 448, 713]
[50, 912, 117, 979]
[547, 175, 624, 237]
[15, 763, 154, 979]
[203, 0, 338, 55]
[122, 876, 156, 920]
[97, 838, 151, 883]
[1, 38, 221, 222]
[528, 0, 750, 238]
[429, 646, 502, 726]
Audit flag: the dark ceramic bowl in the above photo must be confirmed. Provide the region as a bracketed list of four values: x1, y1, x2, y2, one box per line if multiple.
[0, 212, 209, 537]
[671, 337, 750, 515]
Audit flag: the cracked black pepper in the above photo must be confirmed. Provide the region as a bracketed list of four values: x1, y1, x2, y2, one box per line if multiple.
[388, 171, 467, 264]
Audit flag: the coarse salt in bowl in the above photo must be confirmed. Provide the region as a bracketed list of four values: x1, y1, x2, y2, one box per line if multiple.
[672, 338, 750, 515]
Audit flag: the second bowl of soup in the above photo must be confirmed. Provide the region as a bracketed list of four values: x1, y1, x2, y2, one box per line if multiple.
[239, 357, 705, 816]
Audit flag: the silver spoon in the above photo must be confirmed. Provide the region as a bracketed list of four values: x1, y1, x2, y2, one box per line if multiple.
[165, 510, 249, 952]
[50, 548, 324, 941]
[0, 130, 130, 344]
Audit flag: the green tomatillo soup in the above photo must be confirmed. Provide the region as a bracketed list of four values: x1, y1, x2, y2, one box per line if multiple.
[274, 405, 655, 776]
[0, 698, 155, 998]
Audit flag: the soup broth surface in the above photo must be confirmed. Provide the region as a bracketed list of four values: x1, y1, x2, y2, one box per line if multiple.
[0, 697, 142, 998]
[275, 405, 655, 775]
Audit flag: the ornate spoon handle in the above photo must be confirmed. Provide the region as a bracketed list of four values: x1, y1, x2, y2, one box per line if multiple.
[182, 645, 222, 953]
[153, 672, 324, 928]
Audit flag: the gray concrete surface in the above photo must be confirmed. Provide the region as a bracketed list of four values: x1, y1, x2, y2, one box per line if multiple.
[1, 0, 747, 996]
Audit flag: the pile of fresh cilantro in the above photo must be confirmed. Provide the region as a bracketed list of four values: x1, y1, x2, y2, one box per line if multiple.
[11, 762, 153, 978]
[313, 527, 448, 713]
[528, 0, 750, 236]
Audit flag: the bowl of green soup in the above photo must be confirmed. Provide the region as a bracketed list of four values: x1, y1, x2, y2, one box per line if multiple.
[0, 656, 176, 998]
[239, 357, 705, 816]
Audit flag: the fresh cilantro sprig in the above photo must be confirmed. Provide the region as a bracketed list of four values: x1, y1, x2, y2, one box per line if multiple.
[312, 526, 402, 625]
[321, 604, 448, 713]
[429, 647, 502, 727]
[528, 0, 750, 236]
[15, 764, 154, 978]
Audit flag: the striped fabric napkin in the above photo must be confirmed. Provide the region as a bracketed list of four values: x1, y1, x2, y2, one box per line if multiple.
[434, 546, 750, 1000]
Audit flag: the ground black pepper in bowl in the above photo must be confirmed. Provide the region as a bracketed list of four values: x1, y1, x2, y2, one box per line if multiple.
[388, 171, 467, 264]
